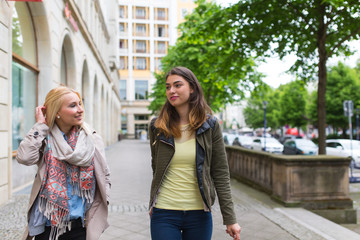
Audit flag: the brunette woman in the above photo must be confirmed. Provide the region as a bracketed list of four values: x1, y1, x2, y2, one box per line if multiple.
[149, 67, 241, 240]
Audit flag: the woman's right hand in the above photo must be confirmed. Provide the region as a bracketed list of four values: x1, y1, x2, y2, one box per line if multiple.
[35, 106, 47, 125]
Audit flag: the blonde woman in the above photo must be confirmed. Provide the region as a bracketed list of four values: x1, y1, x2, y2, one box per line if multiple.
[16, 86, 110, 240]
[149, 67, 241, 240]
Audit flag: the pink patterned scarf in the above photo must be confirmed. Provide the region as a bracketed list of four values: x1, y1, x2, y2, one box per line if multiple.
[39, 125, 95, 239]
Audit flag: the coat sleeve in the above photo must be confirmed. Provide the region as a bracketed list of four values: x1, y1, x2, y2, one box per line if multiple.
[16, 123, 49, 166]
[210, 120, 237, 225]
[93, 133, 111, 204]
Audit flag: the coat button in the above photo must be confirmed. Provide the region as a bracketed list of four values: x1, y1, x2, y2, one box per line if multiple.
[34, 131, 39, 137]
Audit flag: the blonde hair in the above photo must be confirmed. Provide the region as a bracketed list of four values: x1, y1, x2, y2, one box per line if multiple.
[44, 86, 87, 132]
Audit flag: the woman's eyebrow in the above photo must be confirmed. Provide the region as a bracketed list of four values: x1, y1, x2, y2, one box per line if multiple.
[166, 80, 182, 85]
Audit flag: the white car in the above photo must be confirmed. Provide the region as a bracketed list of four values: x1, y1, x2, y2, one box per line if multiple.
[251, 137, 284, 154]
[326, 139, 360, 168]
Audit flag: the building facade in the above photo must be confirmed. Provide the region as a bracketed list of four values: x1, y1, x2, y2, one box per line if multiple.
[0, 0, 121, 205]
[117, 0, 197, 139]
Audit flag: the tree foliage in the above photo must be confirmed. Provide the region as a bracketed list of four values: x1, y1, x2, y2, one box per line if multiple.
[148, 1, 263, 114]
[308, 62, 360, 135]
[188, 0, 360, 154]
[244, 81, 307, 131]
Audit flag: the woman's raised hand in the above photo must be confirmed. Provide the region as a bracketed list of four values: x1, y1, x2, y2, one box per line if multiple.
[35, 106, 47, 125]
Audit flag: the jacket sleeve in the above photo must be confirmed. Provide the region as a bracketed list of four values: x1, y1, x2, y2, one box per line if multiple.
[16, 122, 49, 166]
[210, 120, 237, 225]
[94, 133, 111, 204]
[148, 119, 156, 175]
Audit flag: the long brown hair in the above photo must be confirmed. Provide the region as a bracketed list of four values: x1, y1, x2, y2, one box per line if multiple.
[155, 67, 212, 138]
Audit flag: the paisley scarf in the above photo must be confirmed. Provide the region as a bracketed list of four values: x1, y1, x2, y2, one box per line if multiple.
[38, 125, 96, 239]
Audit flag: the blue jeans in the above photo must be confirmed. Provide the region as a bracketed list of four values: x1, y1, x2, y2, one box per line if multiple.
[150, 207, 213, 240]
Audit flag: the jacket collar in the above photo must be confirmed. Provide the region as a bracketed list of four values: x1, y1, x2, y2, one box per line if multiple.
[158, 116, 216, 145]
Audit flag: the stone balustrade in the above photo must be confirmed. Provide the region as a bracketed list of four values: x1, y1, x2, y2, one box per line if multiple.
[226, 146, 356, 223]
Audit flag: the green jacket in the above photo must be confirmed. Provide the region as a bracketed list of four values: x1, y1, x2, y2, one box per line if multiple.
[149, 116, 237, 225]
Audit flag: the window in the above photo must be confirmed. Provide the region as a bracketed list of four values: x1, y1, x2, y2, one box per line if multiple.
[181, 9, 188, 18]
[157, 41, 166, 54]
[135, 115, 149, 120]
[156, 8, 166, 20]
[119, 22, 126, 33]
[119, 6, 127, 18]
[135, 80, 148, 100]
[121, 115, 127, 134]
[156, 25, 167, 37]
[135, 40, 147, 53]
[134, 57, 147, 70]
[119, 80, 127, 100]
[135, 7, 146, 19]
[12, 2, 38, 150]
[119, 39, 126, 49]
[135, 24, 147, 36]
[120, 56, 127, 70]
[156, 58, 162, 70]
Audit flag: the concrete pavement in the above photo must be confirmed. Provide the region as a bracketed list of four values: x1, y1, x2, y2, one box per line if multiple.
[2, 139, 360, 239]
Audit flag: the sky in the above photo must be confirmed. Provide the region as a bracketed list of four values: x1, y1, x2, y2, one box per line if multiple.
[215, 0, 360, 88]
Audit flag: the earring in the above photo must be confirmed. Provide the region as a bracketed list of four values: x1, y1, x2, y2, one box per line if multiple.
[57, 116, 60, 119]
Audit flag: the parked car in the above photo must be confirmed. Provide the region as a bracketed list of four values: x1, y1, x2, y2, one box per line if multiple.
[233, 136, 253, 149]
[326, 139, 360, 168]
[223, 133, 237, 145]
[279, 134, 303, 144]
[283, 139, 318, 155]
[251, 137, 283, 154]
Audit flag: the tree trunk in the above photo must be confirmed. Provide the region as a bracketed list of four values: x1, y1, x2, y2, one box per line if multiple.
[317, 3, 327, 154]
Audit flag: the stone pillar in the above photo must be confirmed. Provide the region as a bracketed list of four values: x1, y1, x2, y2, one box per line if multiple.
[0, 0, 13, 205]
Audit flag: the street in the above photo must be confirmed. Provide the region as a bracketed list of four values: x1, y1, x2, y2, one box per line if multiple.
[1, 139, 360, 240]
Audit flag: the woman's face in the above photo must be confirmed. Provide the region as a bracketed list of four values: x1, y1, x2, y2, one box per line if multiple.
[56, 92, 84, 130]
[166, 75, 193, 109]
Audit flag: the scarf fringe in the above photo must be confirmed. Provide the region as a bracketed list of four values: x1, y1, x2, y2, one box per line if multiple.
[39, 196, 70, 240]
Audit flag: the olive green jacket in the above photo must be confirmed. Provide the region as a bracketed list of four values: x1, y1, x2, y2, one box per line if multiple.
[149, 116, 237, 225]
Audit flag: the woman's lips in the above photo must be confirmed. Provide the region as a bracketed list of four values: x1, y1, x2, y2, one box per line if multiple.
[170, 96, 178, 100]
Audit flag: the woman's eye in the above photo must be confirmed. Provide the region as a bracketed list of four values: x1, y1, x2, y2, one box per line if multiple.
[166, 86, 170, 90]
[175, 84, 182, 88]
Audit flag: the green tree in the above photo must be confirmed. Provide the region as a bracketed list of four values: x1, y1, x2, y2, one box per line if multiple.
[148, 1, 263, 114]
[189, 0, 360, 154]
[278, 81, 308, 129]
[243, 85, 281, 130]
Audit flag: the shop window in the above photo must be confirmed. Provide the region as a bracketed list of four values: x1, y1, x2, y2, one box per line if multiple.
[12, 2, 38, 150]
[135, 115, 149, 120]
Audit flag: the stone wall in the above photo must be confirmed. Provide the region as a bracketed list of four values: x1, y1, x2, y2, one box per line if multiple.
[226, 146, 356, 223]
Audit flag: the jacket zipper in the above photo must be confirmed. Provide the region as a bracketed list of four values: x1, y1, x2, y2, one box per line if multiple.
[151, 139, 175, 207]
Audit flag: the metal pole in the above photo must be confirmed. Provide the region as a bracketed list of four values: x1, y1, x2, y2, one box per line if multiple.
[263, 101, 267, 152]
[356, 108, 359, 140]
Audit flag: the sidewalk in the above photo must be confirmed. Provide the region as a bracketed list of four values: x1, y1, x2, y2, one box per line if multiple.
[1, 139, 360, 239]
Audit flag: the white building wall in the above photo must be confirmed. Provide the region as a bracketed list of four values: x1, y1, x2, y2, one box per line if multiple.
[0, 0, 121, 205]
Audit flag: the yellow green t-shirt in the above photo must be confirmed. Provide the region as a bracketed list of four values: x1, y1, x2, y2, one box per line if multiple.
[155, 124, 204, 210]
